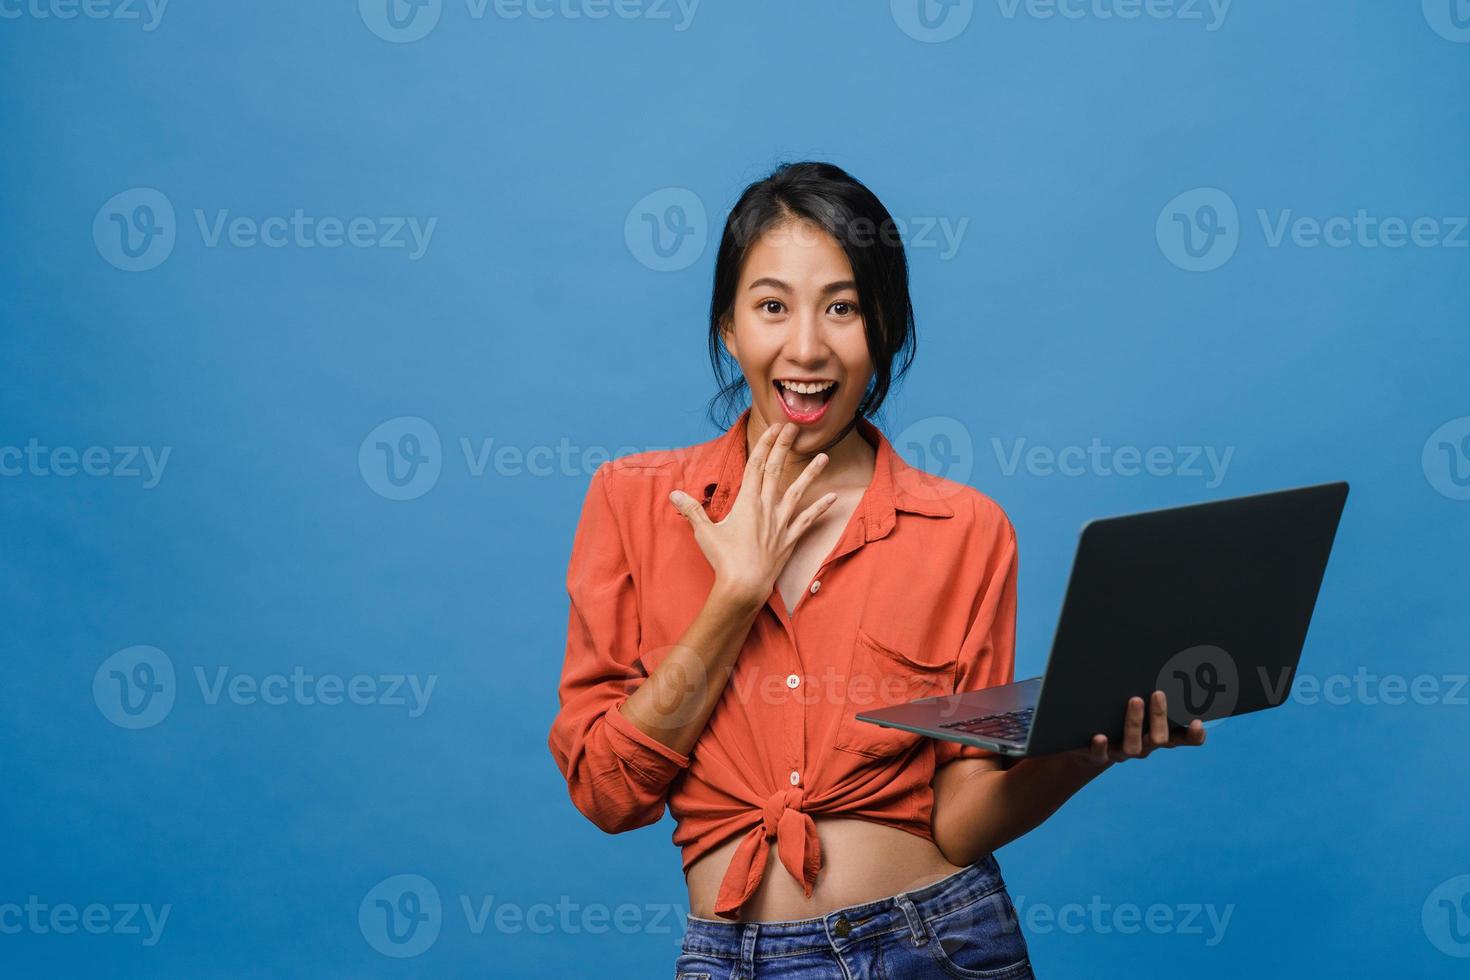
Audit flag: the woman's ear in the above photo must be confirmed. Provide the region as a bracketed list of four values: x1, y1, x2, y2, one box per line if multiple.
[719, 318, 738, 360]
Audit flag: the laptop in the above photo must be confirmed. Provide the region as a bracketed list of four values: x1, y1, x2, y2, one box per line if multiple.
[855, 481, 1349, 757]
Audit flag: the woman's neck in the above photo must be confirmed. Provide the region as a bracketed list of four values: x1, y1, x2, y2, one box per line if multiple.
[743, 407, 877, 495]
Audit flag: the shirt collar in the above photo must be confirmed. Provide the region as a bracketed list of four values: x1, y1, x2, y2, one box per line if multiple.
[691, 407, 955, 538]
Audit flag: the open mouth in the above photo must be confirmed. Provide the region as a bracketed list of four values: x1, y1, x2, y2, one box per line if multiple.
[773, 378, 838, 424]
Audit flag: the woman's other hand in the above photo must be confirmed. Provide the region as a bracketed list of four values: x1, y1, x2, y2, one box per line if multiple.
[1072, 690, 1208, 770]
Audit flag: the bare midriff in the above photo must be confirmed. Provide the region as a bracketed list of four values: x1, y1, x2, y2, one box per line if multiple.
[685, 817, 966, 921]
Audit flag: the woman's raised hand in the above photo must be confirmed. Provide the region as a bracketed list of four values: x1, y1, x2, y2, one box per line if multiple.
[669, 422, 837, 610]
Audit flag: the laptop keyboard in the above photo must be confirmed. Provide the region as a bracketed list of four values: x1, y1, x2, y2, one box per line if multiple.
[938, 706, 1034, 742]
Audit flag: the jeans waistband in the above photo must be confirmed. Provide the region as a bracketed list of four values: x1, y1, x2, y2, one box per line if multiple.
[681, 855, 1009, 959]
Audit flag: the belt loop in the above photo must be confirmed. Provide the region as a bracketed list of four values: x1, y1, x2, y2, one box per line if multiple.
[738, 922, 759, 978]
[895, 893, 927, 946]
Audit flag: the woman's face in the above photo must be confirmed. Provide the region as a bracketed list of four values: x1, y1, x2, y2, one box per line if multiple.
[721, 218, 874, 453]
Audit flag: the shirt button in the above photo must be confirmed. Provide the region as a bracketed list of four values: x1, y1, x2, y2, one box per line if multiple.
[789, 770, 800, 786]
[786, 674, 801, 689]
[810, 580, 821, 595]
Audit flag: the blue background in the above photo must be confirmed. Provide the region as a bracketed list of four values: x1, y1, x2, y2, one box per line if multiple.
[2, 0, 1468, 976]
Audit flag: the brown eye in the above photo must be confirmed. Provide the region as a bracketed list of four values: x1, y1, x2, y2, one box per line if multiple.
[762, 300, 784, 315]
[830, 301, 857, 317]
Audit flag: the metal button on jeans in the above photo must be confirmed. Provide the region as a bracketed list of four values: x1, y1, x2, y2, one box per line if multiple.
[834, 915, 851, 938]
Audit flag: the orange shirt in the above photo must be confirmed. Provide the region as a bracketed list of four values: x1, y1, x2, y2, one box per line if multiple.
[548, 408, 1018, 919]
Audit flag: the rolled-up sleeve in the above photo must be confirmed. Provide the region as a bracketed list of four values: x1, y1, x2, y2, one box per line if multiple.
[548, 462, 690, 833]
[934, 508, 1018, 767]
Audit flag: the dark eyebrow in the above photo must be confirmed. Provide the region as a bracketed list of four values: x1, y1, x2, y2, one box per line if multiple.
[746, 278, 857, 295]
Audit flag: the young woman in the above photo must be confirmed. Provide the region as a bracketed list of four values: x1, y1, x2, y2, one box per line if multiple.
[549, 162, 1206, 979]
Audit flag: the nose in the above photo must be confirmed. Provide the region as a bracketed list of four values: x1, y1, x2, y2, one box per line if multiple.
[783, 309, 828, 366]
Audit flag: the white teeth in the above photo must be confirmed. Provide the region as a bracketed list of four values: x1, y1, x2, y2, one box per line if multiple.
[777, 379, 836, 395]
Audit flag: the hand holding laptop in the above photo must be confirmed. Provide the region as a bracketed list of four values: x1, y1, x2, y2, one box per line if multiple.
[1069, 690, 1207, 770]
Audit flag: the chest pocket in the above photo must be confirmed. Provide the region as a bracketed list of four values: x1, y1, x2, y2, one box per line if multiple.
[832, 628, 956, 760]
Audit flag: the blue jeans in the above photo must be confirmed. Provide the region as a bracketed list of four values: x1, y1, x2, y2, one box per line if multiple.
[675, 855, 1034, 979]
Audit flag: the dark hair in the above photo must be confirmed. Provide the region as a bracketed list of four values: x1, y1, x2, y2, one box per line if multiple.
[706, 161, 916, 429]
